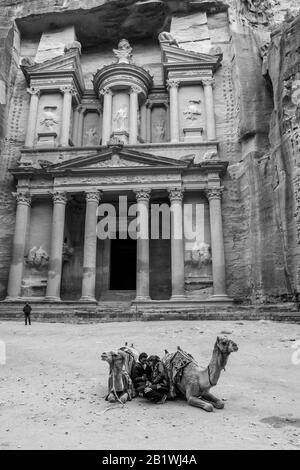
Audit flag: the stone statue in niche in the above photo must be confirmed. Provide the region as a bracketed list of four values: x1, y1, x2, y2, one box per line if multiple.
[185, 242, 212, 269]
[113, 105, 128, 131]
[153, 120, 166, 141]
[85, 127, 98, 146]
[25, 246, 49, 270]
[183, 100, 202, 124]
[158, 31, 179, 47]
[113, 39, 133, 64]
[63, 238, 74, 262]
[40, 106, 59, 129]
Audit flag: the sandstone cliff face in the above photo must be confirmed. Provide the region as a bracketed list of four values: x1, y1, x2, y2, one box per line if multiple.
[0, 0, 299, 304]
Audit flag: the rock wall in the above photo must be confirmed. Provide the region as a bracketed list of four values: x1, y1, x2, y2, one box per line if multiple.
[0, 0, 299, 304]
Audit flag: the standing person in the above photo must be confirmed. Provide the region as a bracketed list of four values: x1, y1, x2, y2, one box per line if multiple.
[23, 302, 32, 326]
[144, 355, 169, 404]
[132, 352, 152, 396]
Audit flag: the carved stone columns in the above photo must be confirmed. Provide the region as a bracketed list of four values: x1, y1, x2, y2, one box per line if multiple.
[146, 100, 152, 143]
[129, 86, 139, 144]
[45, 192, 67, 301]
[60, 85, 74, 146]
[206, 188, 227, 298]
[6, 192, 31, 299]
[24, 87, 40, 147]
[81, 191, 101, 302]
[169, 188, 185, 299]
[202, 78, 216, 141]
[135, 189, 151, 301]
[101, 87, 113, 145]
[167, 79, 180, 143]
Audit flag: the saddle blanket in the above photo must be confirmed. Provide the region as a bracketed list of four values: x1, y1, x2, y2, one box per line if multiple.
[162, 348, 198, 398]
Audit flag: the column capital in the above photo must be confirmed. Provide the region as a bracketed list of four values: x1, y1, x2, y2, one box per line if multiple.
[85, 190, 102, 203]
[167, 79, 180, 90]
[60, 85, 76, 95]
[168, 188, 184, 202]
[205, 187, 223, 200]
[100, 87, 113, 97]
[50, 191, 68, 205]
[202, 77, 215, 88]
[130, 85, 141, 95]
[135, 188, 151, 202]
[13, 192, 31, 206]
[27, 87, 40, 97]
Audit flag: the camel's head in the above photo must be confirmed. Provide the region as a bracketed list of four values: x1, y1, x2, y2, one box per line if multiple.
[216, 336, 238, 355]
[101, 350, 126, 370]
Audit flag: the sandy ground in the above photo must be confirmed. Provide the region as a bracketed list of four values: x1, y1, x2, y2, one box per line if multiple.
[0, 319, 300, 450]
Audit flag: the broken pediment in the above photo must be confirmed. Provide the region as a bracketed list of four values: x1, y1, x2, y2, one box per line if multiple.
[21, 49, 84, 92]
[161, 43, 222, 78]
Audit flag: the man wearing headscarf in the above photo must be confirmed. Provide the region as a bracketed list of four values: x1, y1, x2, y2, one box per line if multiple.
[131, 352, 152, 396]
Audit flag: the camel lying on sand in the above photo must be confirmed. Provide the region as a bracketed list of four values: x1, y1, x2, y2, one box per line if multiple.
[101, 344, 138, 403]
[163, 336, 238, 412]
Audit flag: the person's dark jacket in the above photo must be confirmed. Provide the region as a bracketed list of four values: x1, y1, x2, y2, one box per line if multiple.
[132, 362, 151, 387]
[149, 361, 169, 393]
[23, 305, 32, 315]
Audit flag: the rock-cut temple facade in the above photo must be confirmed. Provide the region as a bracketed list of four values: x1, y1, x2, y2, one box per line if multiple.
[0, 0, 300, 315]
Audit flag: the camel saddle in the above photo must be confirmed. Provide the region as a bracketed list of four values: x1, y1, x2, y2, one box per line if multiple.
[163, 348, 198, 398]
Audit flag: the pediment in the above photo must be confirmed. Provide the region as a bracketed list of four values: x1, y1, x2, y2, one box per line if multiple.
[42, 148, 188, 173]
[161, 44, 222, 72]
[21, 50, 84, 90]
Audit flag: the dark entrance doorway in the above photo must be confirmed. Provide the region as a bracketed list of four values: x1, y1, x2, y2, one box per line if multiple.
[110, 237, 137, 290]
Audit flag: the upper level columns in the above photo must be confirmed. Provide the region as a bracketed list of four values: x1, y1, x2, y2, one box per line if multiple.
[206, 188, 227, 298]
[100, 87, 113, 145]
[167, 79, 180, 143]
[135, 189, 151, 301]
[60, 85, 74, 146]
[81, 190, 101, 302]
[169, 188, 185, 300]
[129, 86, 139, 145]
[6, 192, 31, 299]
[202, 78, 216, 141]
[45, 191, 67, 301]
[24, 87, 40, 147]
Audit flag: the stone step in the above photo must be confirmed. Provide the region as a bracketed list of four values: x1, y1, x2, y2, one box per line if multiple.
[0, 301, 298, 323]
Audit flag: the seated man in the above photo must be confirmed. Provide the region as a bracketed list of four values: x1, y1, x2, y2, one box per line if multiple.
[144, 355, 169, 404]
[131, 352, 152, 396]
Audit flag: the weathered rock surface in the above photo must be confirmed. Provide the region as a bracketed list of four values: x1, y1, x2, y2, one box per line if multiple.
[0, 0, 300, 305]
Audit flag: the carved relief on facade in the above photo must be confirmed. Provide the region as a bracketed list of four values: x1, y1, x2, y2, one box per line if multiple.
[185, 241, 212, 269]
[183, 100, 202, 124]
[84, 127, 98, 146]
[82, 110, 100, 146]
[25, 246, 49, 271]
[151, 107, 167, 143]
[39, 106, 59, 130]
[63, 239, 74, 261]
[113, 105, 128, 131]
[113, 39, 133, 64]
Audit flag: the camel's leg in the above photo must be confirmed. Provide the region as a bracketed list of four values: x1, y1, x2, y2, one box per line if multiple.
[107, 393, 116, 403]
[201, 391, 225, 410]
[187, 394, 214, 412]
[120, 392, 129, 403]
